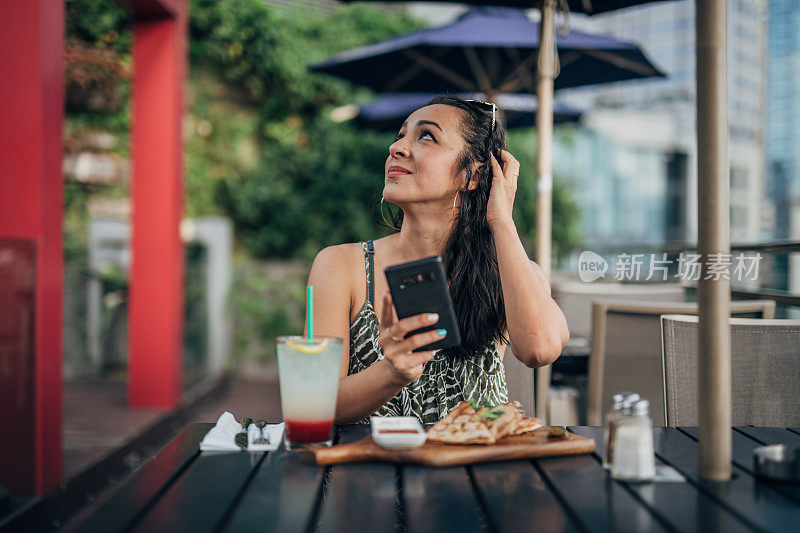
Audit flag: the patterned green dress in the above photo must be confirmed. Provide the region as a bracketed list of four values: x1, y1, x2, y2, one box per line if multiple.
[348, 240, 508, 425]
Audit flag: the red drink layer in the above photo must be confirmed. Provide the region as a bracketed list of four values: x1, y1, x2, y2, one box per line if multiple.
[285, 419, 333, 444]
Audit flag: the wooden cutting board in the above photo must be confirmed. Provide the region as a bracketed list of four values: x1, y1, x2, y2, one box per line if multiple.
[304, 427, 595, 467]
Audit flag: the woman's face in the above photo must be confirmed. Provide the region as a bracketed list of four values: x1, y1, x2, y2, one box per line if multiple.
[384, 104, 469, 207]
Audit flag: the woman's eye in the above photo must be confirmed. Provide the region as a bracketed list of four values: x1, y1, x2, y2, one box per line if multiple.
[394, 130, 435, 141]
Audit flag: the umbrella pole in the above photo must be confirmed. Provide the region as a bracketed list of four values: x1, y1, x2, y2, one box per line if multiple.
[534, 0, 556, 422]
[696, 0, 731, 480]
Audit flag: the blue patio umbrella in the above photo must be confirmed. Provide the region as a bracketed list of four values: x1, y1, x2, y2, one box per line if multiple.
[339, 0, 670, 15]
[308, 6, 663, 95]
[349, 92, 582, 131]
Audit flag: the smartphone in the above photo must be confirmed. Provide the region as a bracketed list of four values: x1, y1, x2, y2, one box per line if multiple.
[384, 256, 461, 352]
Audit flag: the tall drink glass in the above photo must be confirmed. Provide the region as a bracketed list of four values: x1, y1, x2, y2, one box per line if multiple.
[276, 335, 342, 450]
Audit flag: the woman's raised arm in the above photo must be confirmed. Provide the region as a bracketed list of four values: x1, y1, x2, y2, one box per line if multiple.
[486, 151, 569, 368]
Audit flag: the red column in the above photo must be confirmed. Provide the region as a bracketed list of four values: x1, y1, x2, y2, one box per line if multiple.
[128, 3, 187, 408]
[0, 1, 64, 494]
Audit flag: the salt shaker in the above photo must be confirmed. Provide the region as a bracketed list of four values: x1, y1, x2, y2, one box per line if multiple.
[603, 392, 639, 470]
[611, 399, 655, 482]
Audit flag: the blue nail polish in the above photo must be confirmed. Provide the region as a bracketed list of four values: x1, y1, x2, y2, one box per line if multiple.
[437, 329, 447, 337]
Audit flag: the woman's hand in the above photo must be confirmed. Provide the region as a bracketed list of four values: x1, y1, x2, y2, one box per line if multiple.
[486, 149, 521, 229]
[377, 290, 443, 386]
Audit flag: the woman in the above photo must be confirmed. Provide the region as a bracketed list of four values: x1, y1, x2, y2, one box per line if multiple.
[307, 94, 569, 424]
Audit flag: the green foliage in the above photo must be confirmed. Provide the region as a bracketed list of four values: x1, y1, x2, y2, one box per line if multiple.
[191, 0, 430, 246]
[64, 0, 131, 146]
[65, 37, 130, 114]
[216, 115, 393, 259]
[185, 69, 261, 216]
[63, 180, 91, 262]
[66, 0, 131, 52]
[63, 0, 131, 259]
[228, 262, 309, 362]
[189, 1, 426, 117]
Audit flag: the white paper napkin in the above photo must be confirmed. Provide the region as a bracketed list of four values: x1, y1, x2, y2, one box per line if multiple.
[199, 411, 243, 451]
[199, 412, 285, 452]
[248, 422, 286, 452]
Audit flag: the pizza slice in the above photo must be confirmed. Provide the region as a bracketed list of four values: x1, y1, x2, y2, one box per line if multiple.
[503, 400, 543, 436]
[426, 401, 496, 444]
[475, 402, 522, 441]
[509, 416, 543, 435]
[474, 400, 543, 439]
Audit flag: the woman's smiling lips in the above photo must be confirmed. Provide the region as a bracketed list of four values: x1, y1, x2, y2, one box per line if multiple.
[387, 165, 412, 177]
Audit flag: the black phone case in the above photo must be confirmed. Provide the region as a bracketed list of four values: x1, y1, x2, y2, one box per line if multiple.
[384, 256, 461, 352]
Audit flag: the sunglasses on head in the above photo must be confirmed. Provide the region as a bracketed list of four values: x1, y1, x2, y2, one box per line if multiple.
[464, 98, 497, 133]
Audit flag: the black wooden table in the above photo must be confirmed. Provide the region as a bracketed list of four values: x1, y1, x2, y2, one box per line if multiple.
[64, 424, 800, 532]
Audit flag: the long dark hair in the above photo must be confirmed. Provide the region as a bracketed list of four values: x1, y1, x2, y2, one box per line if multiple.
[378, 93, 510, 358]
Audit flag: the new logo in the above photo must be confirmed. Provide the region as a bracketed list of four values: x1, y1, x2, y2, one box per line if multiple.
[578, 251, 608, 282]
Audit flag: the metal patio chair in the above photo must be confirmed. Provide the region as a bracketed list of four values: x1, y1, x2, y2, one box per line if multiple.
[661, 314, 800, 427]
[587, 299, 776, 425]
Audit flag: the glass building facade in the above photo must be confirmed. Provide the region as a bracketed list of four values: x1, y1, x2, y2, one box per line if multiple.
[766, 0, 800, 240]
[765, 0, 800, 293]
[559, 0, 768, 246]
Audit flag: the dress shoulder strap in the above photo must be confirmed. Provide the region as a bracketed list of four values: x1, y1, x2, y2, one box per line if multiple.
[366, 240, 375, 306]
[360, 241, 376, 308]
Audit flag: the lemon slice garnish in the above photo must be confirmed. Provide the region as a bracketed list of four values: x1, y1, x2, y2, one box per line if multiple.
[286, 338, 330, 354]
